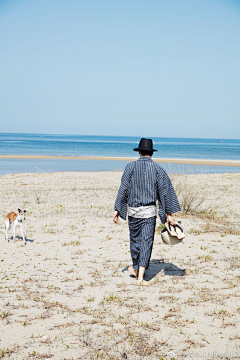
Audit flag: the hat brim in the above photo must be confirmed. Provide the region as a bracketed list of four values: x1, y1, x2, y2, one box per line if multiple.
[133, 147, 157, 152]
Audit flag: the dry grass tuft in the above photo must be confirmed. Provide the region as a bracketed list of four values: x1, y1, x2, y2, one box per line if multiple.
[168, 167, 210, 215]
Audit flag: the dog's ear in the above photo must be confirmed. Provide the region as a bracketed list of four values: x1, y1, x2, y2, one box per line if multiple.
[18, 208, 22, 213]
[24, 210, 27, 213]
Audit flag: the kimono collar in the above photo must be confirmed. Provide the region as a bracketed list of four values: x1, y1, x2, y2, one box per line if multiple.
[138, 156, 153, 161]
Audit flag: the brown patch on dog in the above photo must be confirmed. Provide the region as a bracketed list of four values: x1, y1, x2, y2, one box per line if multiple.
[6, 212, 18, 223]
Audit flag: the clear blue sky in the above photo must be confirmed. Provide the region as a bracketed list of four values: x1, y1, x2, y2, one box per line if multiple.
[0, 0, 240, 138]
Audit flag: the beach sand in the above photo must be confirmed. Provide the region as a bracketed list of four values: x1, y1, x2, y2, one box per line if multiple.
[0, 171, 240, 359]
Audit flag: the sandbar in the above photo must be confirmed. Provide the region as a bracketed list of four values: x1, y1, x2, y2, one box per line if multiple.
[0, 154, 240, 167]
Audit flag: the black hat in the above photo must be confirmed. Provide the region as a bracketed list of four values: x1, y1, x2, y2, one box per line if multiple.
[133, 138, 157, 152]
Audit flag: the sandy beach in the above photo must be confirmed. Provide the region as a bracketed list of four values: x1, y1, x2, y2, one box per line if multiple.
[0, 170, 240, 359]
[1, 155, 240, 167]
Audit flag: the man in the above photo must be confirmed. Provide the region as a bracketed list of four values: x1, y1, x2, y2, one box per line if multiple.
[113, 138, 181, 285]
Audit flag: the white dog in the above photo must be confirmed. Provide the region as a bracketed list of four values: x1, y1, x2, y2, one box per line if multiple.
[5, 208, 27, 243]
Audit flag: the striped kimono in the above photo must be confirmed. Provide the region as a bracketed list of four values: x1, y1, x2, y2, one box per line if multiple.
[115, 156, 181, 270]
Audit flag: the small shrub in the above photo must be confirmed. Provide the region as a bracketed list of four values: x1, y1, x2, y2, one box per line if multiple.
[168, 166, 210, 215]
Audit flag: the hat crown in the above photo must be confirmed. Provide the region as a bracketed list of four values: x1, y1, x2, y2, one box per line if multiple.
[139, 138, 153, 149]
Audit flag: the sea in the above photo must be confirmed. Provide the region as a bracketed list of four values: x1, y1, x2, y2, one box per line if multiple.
[0, 133, 240, 175]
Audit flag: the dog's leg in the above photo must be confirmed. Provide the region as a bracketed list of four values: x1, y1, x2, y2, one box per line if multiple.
[13, 222, 16, 242]
[20, 223, 25, 243]
[5, 220, 9, 240]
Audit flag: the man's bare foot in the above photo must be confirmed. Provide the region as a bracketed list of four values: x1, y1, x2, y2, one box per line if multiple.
[137, 278, 148, 286]
[136, 266, 146, 285]
[128, 266, 138, 277]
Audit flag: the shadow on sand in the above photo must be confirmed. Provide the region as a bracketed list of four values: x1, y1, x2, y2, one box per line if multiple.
[122, 258, 185, 281]
[7, 236, 35, 243]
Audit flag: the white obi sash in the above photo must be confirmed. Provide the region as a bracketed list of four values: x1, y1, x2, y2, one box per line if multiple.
[128, 205, 157, 219]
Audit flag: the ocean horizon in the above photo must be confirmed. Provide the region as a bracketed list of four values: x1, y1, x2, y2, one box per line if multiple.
[0, 133, 240, 175]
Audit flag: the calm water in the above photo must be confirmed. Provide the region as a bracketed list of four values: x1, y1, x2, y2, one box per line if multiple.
[0, 133, 240, 175]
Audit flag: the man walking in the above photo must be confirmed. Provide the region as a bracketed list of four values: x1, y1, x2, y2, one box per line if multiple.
[113, 138, 181, 285]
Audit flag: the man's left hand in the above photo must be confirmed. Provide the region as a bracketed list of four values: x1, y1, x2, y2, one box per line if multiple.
[113, 211, 119, 223]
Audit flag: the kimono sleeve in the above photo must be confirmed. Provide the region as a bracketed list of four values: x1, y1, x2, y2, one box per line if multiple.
[114, 162, 134, 220]
[156, 167, 181, 223]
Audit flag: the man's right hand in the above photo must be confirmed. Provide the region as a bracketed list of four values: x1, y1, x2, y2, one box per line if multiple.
[113, 211, 119, 223]
[166, 214, 176, 225]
